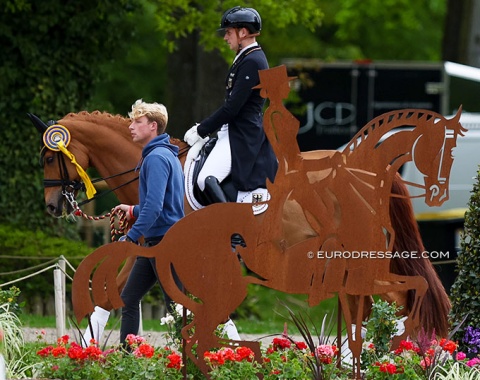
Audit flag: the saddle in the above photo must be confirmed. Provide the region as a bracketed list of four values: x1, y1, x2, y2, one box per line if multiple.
[184, 138, 269, 215]
[191, 138, 237, 206]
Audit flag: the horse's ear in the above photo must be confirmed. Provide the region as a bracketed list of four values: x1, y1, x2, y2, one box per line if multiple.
[453, 105, 462, 122]
[27, 113, 48, 134]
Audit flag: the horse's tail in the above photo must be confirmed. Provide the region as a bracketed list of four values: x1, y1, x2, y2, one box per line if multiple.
[390, 174, 451, 337]
[73, 242, 141, 324]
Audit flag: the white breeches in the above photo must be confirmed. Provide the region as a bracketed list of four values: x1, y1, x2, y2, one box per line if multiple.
[197, 125, 232, 191]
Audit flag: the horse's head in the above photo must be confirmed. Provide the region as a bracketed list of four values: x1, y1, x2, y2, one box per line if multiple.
[412, 108, 467, 207]
[28, 113, 92, 217]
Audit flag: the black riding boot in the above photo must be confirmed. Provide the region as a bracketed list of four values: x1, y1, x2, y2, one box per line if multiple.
[204, 175, 228, 203]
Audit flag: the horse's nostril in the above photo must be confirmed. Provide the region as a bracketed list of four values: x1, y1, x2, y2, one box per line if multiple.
[46, 204, 56, 215]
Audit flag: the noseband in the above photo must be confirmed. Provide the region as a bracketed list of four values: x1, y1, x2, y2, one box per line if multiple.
[40, 146, 86, 193]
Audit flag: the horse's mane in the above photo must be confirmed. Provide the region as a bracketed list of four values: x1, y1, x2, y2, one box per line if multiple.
[344, 110, 441, 155]
[389, 174, 451, 337]
[60, 111, 130, 128]
[59, 111, 186, 147]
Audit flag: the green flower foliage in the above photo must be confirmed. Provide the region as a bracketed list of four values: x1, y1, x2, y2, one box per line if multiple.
[362, 300, 402, 360]
[0, 286, 24, 317]
[450, 166, 480, 349]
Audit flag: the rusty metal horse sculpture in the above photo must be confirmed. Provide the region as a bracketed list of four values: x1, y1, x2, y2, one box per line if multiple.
[68, 106, 461, 377]
[29, 67, 461, 377]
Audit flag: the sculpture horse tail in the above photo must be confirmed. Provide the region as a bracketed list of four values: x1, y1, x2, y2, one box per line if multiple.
[389, 174, 451, 337]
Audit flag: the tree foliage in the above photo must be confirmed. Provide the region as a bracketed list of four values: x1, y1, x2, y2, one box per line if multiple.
[0, 0, 140, 234]
[151, 0, 324, 60]
[148, 0, 445, 64]
[334, 0, 446, 60]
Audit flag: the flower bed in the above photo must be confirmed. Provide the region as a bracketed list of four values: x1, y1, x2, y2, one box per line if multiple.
[35, 334, 183, 380]
[28, 331, 480, 379]
[32, 333, 345, 379]
[2, 290, 480, 379]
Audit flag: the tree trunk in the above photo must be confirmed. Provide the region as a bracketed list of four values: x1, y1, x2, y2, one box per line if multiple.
[166, 32, 228, 139]
[442, 0, 480, 68]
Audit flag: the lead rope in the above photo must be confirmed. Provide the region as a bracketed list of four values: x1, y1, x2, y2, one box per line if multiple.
[65, 191, 129, 241]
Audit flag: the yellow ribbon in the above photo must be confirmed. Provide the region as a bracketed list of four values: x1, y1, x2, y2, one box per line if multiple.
[56, 141, 97, 199]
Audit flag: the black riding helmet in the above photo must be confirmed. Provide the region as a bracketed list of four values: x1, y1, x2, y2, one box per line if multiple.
[218, 6, 262, 34]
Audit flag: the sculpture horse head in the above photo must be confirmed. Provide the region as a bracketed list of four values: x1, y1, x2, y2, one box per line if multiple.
[410, 109, 466, 206]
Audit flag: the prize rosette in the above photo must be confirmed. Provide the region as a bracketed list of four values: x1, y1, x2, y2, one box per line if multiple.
[43, 125, 71, 151]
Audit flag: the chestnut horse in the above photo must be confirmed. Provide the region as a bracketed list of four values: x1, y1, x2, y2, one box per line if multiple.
[29, 111, 452, 335]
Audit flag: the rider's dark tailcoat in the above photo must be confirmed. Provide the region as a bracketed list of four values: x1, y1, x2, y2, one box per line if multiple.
[197, 45, 278, 191]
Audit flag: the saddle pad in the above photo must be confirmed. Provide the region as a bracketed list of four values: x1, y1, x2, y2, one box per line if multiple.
[184, 157, 269, 215]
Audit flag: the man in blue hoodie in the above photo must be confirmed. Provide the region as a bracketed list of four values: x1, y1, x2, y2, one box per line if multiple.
[114, 99, 185, 344]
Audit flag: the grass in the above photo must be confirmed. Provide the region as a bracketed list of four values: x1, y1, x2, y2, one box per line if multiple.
[19, 285, 340, 336]
[234, 285, 339, 335]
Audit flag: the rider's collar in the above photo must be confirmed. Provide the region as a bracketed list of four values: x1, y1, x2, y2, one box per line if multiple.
[233, 42, 258, 64]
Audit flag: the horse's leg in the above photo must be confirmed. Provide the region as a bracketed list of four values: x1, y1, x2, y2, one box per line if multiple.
[181, 282, 263, 379]
[187, 310, 263, 379]
[338, 291, 363, 379]
[372, 274, 428, 347]
[346, 294, 372, 329]
[88, 252, 135, 346]
[82, 255, 135, 346]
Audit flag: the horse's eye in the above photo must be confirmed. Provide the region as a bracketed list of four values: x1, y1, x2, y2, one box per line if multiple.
[45, 156, 54, 165]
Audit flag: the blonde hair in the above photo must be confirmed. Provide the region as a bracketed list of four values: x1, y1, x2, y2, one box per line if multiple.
[128, 99, 168, 135]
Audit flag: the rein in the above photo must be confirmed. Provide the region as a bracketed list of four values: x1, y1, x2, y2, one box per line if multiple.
[75, 139, 190, 206]
[63, 191, 129, 242]
[41, 130, 191, 238]
[76, 168, 139, 207]
[68, 143, 191, 240]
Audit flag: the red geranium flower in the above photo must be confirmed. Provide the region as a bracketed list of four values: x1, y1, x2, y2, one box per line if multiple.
[295, 341, 308, 350]
[379, 362, 398, 374]
[221, 348, 236, 362]
[57, 335, 69, 346]
[394, 340, 420, 355]
[134, 344, 155, 358]
[167, 352, 182, 370]
[37, 346, 54, 357]
[51, 346, 67, 358]
[85, 344, 103, 360]
[235, 346, 254, 362]
[272, 337, 292, 351]
[439, 338, 457, 355]
[67, 344, 86, 361]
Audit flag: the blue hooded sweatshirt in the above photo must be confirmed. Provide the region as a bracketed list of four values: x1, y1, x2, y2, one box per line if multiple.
[127, 133, 185, 242]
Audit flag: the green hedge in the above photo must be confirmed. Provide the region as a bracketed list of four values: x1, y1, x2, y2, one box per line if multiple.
[450, 166, 480, 350]
[0, 224, 92, 312]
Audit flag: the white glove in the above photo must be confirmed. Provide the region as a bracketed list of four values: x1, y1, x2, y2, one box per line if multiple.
[184, 123, 203, 146]
[186, 136, 208, 162]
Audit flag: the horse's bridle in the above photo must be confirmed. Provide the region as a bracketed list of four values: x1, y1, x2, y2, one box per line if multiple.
[40, 146, 86, 192]
[40, 145, 139, 210]
[40, 135, 190, 211]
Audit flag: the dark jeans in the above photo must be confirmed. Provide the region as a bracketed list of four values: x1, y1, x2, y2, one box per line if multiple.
[119, 237, 182, 343]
